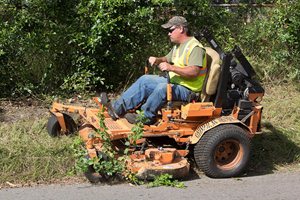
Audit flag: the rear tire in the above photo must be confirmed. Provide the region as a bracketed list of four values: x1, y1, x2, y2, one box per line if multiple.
[46, 114, 77, 137]
[194, 124, 251, 178]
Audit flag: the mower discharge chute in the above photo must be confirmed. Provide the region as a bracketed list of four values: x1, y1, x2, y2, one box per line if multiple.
[47, 29, 264, 182]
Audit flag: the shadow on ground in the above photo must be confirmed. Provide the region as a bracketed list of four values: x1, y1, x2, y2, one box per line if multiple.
[185, 121, 300, 181]
[247, 121, 300, 176]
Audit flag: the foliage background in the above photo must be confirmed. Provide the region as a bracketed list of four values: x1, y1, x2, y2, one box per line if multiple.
[0, 0, 299, 97]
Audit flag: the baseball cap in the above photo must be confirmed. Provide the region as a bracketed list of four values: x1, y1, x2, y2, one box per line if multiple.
[161, 16, 188, 29]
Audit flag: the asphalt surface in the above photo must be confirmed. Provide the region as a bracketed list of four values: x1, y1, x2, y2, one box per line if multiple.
[1, 171, 300, 200]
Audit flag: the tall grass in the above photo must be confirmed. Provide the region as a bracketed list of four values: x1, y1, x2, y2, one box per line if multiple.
[263, 83, 300, 133]
[250, 83, 300, 173]
[0, 117, 78, 186]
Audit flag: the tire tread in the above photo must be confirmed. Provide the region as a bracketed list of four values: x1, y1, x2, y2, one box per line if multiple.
[194, 124, 251, 178]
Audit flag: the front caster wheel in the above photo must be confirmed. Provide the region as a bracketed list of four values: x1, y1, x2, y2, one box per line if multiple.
[84, 152, 109, 184]
[84, 165, 107, 184]
[46, 113, 77, 137]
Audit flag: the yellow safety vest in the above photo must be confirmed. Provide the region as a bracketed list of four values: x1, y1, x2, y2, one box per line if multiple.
[169, 37, 207, 92]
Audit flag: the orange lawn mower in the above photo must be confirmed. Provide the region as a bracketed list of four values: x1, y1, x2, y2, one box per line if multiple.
[46, 29, 264, 183]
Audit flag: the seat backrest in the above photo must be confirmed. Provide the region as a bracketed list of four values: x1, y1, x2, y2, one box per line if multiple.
[201, 47, 221, 102]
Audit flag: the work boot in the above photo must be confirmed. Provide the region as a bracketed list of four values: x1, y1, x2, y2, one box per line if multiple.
[124, 113, 138, 124]
[99, 92, 109, 105]
[144, 118, 156, 126]
[124, 112, 156, 125]
[99, 92, 118, 121]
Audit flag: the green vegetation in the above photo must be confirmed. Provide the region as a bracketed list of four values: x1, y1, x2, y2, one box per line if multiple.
[0, 0, 299, 187]
[0, 117, 76, 185]
[71, 109, 183, 187]
[148, 174, 185, 188]
[1, 0, 299, 97]
[73, 110, 126, 179]
[72, 110, 146, 185]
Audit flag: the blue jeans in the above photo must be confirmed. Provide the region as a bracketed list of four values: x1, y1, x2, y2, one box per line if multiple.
[112, 75, 193, 121]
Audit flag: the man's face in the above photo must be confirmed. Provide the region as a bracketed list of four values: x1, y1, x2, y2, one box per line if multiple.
[168, 25, 181, 43]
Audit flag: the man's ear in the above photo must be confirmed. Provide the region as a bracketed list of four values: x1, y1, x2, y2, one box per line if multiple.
[180, 26, 185, 34]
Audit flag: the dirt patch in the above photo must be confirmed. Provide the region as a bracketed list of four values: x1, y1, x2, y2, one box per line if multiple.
[0, 99, 49, 123]
[0, 97, 99, 124]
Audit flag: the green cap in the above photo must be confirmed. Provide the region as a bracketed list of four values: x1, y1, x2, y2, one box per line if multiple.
[161, 16, 188, 29]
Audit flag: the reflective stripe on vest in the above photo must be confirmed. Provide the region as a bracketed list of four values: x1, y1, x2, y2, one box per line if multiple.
[169, 37, 207, 92]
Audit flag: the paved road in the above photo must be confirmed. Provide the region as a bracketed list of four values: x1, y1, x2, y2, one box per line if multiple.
[1, 171, 300, 200]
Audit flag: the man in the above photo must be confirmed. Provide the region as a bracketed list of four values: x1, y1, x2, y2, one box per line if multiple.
[101, 16, 207, 125]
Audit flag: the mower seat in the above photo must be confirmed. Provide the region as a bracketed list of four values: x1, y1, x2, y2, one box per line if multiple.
[201, 47, 221, 102]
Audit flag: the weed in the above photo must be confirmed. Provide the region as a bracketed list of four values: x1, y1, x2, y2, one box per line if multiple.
[72, 108, 143, 183]
[128, 110, 147, 146]
[72, 108, 125, 178]
[71, 136, 89, 173]
[147, 174, 185, 188]
[72, 110, 184, 186]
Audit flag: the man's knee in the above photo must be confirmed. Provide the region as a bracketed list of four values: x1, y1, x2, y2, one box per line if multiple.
[153, 83, 167, 99]
[137, 74, 152, 82]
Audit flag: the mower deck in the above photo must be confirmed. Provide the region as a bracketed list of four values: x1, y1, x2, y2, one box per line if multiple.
[128, 148, 190, 180]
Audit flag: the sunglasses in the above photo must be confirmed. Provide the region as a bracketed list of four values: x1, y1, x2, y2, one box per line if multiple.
[168, 27, 177, 33]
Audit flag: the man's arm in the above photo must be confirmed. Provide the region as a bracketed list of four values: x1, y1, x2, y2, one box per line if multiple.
[158, 63, 201, 78]
[158, 46, 204, 78]
[148, 56, 168, 66]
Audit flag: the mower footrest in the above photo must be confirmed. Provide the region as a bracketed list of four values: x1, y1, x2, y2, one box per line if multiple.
[105, 118, 134, 132]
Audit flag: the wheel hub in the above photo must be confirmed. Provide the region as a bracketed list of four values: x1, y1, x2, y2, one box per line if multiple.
[214, 139, 243, 170]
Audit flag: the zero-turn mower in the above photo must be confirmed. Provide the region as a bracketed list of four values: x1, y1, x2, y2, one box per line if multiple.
[47, 29, 264, 182]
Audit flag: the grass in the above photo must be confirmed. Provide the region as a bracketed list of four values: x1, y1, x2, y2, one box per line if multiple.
[0, 82, 299, 186]
[0, 117, 79, 186]
[249, 83, 300, 173]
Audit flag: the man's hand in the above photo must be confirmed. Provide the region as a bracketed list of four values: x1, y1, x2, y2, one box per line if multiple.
[148, 56, 168, 66]
[159, 63, 201, 78]
[148, 57, 157, 66]
[159, 62, 174, 72]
